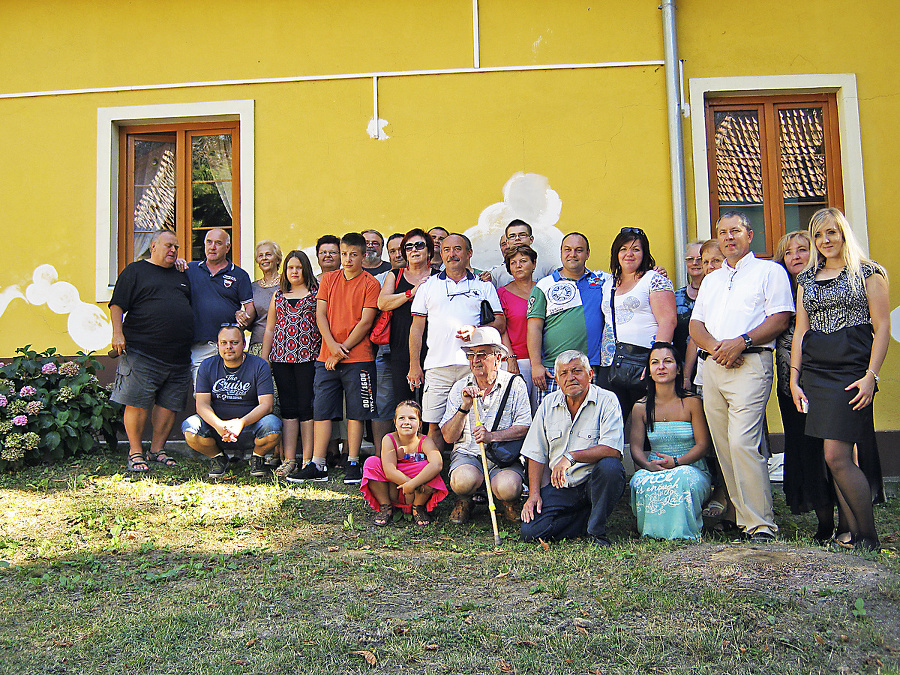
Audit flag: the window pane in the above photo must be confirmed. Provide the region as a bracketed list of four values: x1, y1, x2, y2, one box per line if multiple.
[780, 107, 827, 233]
[191, 134, 233, 261]
[714, 110, 767, 253]
[133, 139, 176, 261]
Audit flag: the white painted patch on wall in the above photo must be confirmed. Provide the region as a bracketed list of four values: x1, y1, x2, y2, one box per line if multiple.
[1, 264, 113, 353]
[532, 35, 543, 52]
[890, 305, 900, 343]
[465, 172, 564, 274]
[367, 118, 390, 140]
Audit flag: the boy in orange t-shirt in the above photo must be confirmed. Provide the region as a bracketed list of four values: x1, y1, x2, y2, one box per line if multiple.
[288, 232, 380, 484]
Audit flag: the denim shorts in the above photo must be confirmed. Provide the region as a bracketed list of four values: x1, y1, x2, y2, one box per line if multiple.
[181, 413, 282, 452]
[110, 350, 190, 411]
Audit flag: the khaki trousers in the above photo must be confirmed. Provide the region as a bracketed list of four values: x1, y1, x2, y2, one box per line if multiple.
[702, 352, 777, 536]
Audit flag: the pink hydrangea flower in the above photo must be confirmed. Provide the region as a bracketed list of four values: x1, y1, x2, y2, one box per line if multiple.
[12, 415, 28, 426]
[19, 385, 37, 397]
[41, 363, 58, 375]
[59, 361, 80, 377]
[0, 395, 6, 407]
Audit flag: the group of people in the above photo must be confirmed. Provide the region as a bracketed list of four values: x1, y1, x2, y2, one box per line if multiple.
[108, 207, 888, 550]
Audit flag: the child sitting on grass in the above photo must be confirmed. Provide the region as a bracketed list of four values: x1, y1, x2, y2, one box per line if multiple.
[360, 400, 447, 526]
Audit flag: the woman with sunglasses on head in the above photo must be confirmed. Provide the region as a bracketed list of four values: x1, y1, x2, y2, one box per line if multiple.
[630, 342, 712, 540]
[378, 229, 439, 404]
[598, 227, 677, 421]
[791, 208, 889, 552]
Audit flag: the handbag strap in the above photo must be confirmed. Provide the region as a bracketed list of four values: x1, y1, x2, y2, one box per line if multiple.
[489, 374, 523, 432]
[609, 283, 619, 342]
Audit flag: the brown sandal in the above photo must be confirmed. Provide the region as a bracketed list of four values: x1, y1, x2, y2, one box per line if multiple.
[275, 459, 297, 478]
[374, 504, 396, 527]
[411, 505, 431, 527]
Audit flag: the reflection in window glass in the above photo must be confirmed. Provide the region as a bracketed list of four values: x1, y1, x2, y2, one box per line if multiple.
[132, 139, 176, 261]
[191, 134, 233, 261]
[714, 111, 766, 253]
[780, 107, 827, 232]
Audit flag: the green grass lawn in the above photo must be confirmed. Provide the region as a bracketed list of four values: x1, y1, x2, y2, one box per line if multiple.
[1, 449, 898, 675]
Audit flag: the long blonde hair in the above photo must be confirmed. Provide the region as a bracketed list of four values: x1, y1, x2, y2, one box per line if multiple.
[804, 208, 885, 291]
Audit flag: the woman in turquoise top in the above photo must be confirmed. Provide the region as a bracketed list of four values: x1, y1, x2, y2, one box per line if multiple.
[630, 342, 712, 540]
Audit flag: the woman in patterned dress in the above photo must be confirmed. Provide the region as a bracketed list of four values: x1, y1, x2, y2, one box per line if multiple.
[261, 250, 322, 478]
[630, 342, 712, 540]
[790, 208, 890, 552]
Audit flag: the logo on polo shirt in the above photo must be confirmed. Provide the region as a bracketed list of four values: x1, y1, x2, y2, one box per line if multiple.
[548, 282, 576, 305]
[223, 274, 235, 288]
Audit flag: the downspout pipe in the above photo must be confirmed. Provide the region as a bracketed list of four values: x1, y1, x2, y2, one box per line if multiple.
[660, 0, 689, 286]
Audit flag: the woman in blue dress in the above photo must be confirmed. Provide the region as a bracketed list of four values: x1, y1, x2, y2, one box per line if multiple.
[630, 342, 712, 540]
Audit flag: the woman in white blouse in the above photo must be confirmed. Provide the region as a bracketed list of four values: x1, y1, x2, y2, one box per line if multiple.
[599, 227, 677, 420]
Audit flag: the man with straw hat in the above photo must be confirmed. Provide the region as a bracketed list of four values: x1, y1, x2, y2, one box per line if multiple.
[440, 327, 531, 525]
[520, 350, 625, 546]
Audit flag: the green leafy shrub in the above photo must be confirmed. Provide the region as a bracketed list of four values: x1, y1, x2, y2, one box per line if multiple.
[0, 346, 123, 471]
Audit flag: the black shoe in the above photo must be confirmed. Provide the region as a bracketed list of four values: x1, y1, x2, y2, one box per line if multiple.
[208, 454, 229, 479]
[749, 531, 776, 545]
[249, 454, 267, 477]
[343, 462, 363, 484]
[286, 462, 328, 483]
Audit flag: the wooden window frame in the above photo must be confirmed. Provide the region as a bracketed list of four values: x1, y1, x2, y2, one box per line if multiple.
[117, 120, 240, 272]
[705, 93, 843, 257]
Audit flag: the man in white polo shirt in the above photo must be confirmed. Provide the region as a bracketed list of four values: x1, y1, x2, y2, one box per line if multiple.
[408, 233, 505, 452]
[690, 211, 793, 544]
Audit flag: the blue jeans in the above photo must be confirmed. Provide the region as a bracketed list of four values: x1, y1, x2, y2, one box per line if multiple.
[182, 413, 282, 453]
[520, 457, 626, 544]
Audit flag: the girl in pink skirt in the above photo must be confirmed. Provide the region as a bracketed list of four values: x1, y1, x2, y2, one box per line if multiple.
[361, 400, 448, 526]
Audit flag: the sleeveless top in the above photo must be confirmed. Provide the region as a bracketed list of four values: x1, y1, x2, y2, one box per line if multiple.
[797, 262, 881, 333]
[269, 290, 322, 363]
[388, 433, 427, 462]
[389, 268, 438, 355]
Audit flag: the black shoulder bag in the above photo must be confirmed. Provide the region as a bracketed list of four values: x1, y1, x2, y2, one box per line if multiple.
[606, 284, 650, 390]
[483, 374, 526, 467]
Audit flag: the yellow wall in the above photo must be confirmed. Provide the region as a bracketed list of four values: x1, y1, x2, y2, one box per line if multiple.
[0, 1, 897, 431]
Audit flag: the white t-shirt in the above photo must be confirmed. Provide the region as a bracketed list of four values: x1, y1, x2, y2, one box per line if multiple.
[692, 253, 794, 348]
[600, 270, 674, 349]
[410, 270, 504, 370]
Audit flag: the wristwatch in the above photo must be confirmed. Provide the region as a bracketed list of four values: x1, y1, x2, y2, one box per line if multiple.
[741, 333, 753, 349]
[563, 451, 576, 465]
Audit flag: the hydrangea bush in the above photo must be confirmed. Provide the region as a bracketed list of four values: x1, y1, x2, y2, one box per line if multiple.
[0, 346, 123, 471]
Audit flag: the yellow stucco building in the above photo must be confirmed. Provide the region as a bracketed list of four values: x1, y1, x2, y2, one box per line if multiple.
[1, 1, 897, 470]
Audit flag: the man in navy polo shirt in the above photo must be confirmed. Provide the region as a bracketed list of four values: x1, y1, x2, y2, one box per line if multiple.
[185, 228, 255, 380]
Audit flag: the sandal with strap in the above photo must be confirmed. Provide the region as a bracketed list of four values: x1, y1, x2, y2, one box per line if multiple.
[374, 504, 396, 527]
[275, 459, 297, 478]
[411, 505, 431, 527]
[127, 452, 149, 473]
[147, 451, 176, 467]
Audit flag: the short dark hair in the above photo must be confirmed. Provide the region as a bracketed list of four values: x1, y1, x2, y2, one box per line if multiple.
[505, 219, 533, 237]
[400, 229, 435, 262]
[610, 227, 655, 281]
[341, 232, 367, 253]
[561, 232, 590, 251]
[428, 226, 449, 236]
[316, 234, 340, 253]
[387, 233, 405, 246]
[361, 229, 384, 246]
[446, 233, 473, 251]
[217, 324, 245, 341]
[504, 245, 538, 274]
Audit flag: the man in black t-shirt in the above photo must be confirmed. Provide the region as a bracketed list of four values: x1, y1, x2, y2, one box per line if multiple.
[182, 325, 282, 479]
[109, 230, 193, 473]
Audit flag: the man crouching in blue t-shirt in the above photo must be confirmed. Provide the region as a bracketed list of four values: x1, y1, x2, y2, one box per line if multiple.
[182, 324, 282, 479]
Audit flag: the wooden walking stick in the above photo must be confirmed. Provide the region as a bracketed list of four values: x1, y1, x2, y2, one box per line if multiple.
[472, 395, 502, 549]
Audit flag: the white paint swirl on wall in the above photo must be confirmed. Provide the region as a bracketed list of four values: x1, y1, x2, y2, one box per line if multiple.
[3, 265, 113, 353]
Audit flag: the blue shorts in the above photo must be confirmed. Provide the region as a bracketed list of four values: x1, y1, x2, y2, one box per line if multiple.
[181, 413, 282, 452]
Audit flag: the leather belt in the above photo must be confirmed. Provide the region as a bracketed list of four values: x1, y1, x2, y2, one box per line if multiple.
[698, 346, 773, 361]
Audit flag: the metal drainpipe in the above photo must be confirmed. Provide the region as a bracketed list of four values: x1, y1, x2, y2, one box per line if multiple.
[660, 0, 689, 287]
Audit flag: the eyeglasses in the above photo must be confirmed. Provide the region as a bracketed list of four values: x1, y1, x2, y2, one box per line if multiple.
[620, 227, 644, 235]
[506, 232, 530, 240]
[465, 351, 496, 361]
[220, 322, 241, 328]
[404, 241, 427, 251]
[684, 256, 703, 264]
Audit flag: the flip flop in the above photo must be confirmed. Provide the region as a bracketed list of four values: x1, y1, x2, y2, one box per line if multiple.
[702, 499, 726, 518]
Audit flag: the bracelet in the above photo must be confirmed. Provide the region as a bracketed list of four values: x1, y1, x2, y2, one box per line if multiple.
[790, 366, 801, 372]
[673, 456, 679, 467]
[457, 406, 471, 415]
[867, 369, 880, 382]
[405, 289, 412, 300]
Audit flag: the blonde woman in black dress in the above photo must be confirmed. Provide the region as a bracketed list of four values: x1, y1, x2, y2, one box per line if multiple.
[790, 208, 890, 552]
